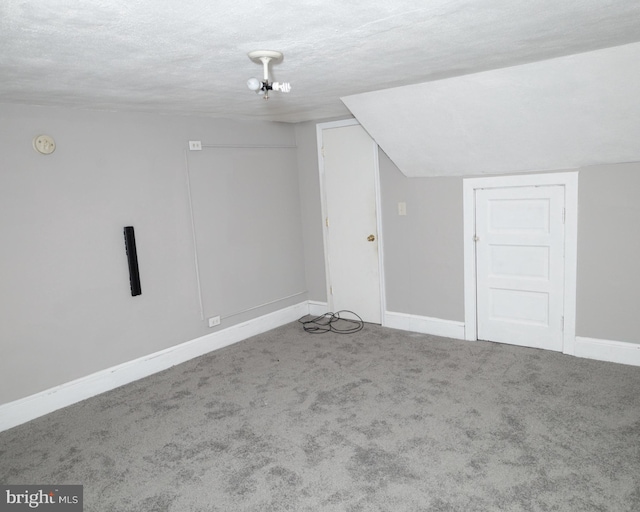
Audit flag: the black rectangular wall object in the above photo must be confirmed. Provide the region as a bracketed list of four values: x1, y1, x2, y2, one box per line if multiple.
[123, 226, 142, 296]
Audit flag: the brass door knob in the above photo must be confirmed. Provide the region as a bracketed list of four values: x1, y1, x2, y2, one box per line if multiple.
[367, 234, 376, 242]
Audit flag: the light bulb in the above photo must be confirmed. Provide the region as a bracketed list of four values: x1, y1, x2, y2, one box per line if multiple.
[272, 82, 291, 93]
[247, 77, 262, 91]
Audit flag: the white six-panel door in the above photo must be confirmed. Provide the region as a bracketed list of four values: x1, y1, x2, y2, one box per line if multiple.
[475, 185, 565, 351]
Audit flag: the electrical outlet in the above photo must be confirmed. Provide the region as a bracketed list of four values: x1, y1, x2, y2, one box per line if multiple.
[398, 202, 407, 216]
[189, 140, 202, 151]
[208, 316, 221, 328]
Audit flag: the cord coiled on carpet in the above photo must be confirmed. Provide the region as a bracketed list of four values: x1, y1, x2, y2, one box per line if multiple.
[298, 310, 364, 334]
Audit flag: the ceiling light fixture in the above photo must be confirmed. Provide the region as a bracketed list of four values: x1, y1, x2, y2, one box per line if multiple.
[247, 50, 291, 100]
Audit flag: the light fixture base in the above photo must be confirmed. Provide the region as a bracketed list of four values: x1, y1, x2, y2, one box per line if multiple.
[248, 50, 283, 63]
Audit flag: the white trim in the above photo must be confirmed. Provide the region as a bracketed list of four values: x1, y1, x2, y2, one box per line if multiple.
[561, 173, 579, 355]
[575, 336, 640, 367]
[371, 136, 388, 325]
[462, 172, 579, 355]
[183, 149, 205, 321]
[384, 311, 465, 340]
[308, 300, 329, 317]
[0, 301, 310, 433]
[462, 181, 478, 341]
[384, 312, 640, 368]
[316, 119, 386, 324]
[315, 118, 360, 131]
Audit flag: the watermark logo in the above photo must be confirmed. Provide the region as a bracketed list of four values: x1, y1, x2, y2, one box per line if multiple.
[0, 486, 82, 511]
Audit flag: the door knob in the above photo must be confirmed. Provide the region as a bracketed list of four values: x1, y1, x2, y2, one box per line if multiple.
[367, 234, 376, 242]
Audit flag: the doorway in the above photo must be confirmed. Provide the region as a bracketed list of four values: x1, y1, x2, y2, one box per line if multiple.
[463, 173, 578, 354]
[316, 119, 385, 324]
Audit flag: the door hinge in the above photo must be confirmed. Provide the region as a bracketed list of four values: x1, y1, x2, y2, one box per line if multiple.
[473, 234, 480, 242]
[325, 217, 329, 228]
[561, 316, 564, 331]
[562, 208, 566, 224]
[321, 146, 325, 158]
[330, 285, 333, 295]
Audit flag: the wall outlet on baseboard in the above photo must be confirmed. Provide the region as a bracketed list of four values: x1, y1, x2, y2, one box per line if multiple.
[189, 140, 202, 151]
[208, 316, 221, 328]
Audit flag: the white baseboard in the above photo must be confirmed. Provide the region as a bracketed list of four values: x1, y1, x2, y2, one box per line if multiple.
[0, 301, 310, 433]
[383, 313, 640, 368]
[574, 336, 640, 367]
[5, 304, 636, 432]
[384, 311, 465, 340]
[308, 301, 329, 317]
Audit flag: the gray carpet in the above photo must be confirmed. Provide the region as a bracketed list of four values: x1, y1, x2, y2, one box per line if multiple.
[1, 321, 639, 511]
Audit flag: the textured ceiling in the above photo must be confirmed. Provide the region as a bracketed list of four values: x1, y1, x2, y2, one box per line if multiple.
[1, 0, 640, 123]
[344, 42, 640, 177]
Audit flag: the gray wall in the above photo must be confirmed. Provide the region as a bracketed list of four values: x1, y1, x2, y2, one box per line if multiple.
[294, 124, 466, 321]
[296, 127, 640, 344]
[186, 145, 305, 323]
[0, 104, 306, 404]
[3, 105, 638, 406]
[379, 150, 464, 321]
[377, 153, 640, 344]
[294, 121, 327, 302]
[576, 162, 640, 343]
[293, 122, 466, 318]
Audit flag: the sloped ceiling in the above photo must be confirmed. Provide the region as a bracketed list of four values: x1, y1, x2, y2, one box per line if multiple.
[1, 1, 640, 123]
[343, 42, 640, 177]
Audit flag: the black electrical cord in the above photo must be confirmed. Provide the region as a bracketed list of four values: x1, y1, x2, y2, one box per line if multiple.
[298, 310, 364, 334]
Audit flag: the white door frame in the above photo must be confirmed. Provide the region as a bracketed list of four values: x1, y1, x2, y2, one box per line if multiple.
[463, 172, 579, 354]
[316, 118, 387, 323]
